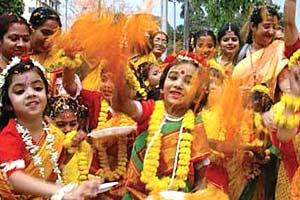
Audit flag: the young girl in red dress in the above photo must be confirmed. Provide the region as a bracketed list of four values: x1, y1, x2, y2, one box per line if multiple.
[0, 56, 101, 200]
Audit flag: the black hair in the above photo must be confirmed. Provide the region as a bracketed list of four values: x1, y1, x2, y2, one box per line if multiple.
[217, 22, 242, 65]
[0, 58, 49, 130]
[0, 13, 31, 40]
[190, 30, 217, 52]
[159, 59, 202, 90]
[246, 5, 280, 44]
[29, 7, 62, 29]
[251, 91, 273, 112]
[251, 83, 273, 112]
[137, 62, 156, 86]
[217, 22, 241, 44]
[46, 95, 89, 119]
[159, 58, 209, 112]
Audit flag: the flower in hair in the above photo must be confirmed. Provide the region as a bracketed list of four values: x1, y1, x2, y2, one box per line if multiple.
[0, 56, 46, 105]
[164, 51, 207, 68]
[20, 54, 31, 62]
[0, 57, 21, 89]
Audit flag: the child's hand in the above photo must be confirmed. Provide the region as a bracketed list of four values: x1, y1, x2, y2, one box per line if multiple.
[71, 130, 87, 147]
[262, 111, 277, 131]
[63, 179, 102, 200]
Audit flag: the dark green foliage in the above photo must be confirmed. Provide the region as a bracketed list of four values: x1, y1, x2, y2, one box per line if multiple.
[0, 0, 25, 16]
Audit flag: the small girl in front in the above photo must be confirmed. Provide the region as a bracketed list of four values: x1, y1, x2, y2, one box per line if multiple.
[0, 56, 101, 200]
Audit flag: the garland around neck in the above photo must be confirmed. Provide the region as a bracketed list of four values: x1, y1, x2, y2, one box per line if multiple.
[15, 120, 63, 184]
[141, 100, 195, 192]
[95, 99, 128, 181]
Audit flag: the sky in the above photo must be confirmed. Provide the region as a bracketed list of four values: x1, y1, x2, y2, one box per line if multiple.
[273, 0, 300, 29]
[126, 0, 183, 28]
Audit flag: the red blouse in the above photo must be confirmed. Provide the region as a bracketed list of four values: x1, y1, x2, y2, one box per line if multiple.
[285, 37, 300, 58]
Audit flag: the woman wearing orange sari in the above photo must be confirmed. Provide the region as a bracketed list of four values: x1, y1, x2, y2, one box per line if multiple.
[233, 4, 288, 98]
[266, 0, 300, 199]
[230, 4, 288, 200]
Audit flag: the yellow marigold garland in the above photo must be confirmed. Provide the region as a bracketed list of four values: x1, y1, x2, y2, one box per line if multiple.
[97, 99, 109, 129]
[63, 130, 90, 184]
[63, 130, 78, 154]
[208, 59, 225, 77]
[251, 84, 270, 94]
[42, 49, 83, 72]
[95, 100, 129, 181]
[141, 100, 195, 192]
[254, 112, 268, 134]
[96, 137, 128, 181]
[77, 150, 89, 183]
[280, 93, 300, 111]
[273, 93, 300, 129]
[288, 49, 300, 69]
[125, 63, 147, 99]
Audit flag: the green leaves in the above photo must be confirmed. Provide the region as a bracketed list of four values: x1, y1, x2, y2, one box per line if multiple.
[177, 0, 272, 31]
[0, 0, 25, 16]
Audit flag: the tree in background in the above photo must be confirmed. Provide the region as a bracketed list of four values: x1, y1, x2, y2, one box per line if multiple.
[198, 0, 280, 29]
[0, 0, 24, 16]
[172, 0, 281, 50]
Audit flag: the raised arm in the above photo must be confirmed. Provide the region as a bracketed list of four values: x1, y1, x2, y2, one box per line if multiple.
[114, 79, 142, 121]
[284, 0, 299, 45]
[63, 67, 78, 97]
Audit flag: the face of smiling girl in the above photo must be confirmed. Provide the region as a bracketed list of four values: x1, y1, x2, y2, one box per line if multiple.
[8, 70, 47, 120]
[162, 63, 198, 114]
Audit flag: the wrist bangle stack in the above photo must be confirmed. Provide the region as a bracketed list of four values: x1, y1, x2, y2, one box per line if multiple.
[51, 183, 77, 200]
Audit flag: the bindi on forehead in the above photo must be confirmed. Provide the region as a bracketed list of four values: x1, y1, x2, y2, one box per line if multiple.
[62, 111, 72, 119]
[169, 65, 196, 77]
[22, 74, 30, 83]
[11, 71, 43, 87]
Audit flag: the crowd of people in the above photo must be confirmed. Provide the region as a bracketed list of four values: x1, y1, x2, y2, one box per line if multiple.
[0, 0, 299, 199]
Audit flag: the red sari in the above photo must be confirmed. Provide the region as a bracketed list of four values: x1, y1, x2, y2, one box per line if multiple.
[0, 119, 65, 200]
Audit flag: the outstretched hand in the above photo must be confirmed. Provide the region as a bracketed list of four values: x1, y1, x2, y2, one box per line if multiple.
[63, 179, 102, 200]
[71, 130, 87, 147]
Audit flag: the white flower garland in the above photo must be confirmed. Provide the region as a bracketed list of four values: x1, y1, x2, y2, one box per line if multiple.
[16, 121, 63, 184]
[0, 159, 25, 174]
[0, 56, 46, 90]
[0, 57, 21, 89]
[177, 55, 199, 65]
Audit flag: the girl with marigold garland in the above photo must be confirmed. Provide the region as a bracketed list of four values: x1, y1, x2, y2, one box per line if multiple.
[117, 52, 228, 200]
[75, 64, 136, 199]
[0, 57, 101, 199]
[46, 95, 98, 185]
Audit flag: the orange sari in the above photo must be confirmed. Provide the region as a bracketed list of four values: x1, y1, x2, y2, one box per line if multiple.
[232, 40, 288, 97]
